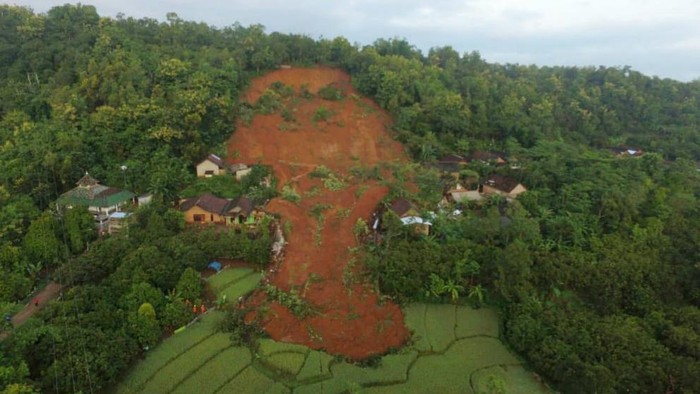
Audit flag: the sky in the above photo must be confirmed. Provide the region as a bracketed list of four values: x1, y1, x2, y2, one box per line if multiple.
[9, 0, 700, 82]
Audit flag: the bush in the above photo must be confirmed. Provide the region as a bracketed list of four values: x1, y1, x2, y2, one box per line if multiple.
[281, 184, 301, 203]
[312, 106, 334, 122]
[318, 83, 344, 100]
[309, 165, 333, 178]
[256, 89, 283, 114]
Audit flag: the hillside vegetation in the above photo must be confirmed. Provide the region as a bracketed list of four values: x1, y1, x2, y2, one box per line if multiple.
[0, 4, 699, 393]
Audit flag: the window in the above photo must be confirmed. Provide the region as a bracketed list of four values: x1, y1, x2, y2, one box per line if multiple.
[193, 214, 205, 222]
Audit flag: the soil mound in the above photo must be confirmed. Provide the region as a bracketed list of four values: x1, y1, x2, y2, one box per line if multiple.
[228, 66, 410, 359]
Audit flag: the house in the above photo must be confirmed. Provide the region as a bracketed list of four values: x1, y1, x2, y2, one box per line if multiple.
[467, 151, 507, 165]
[388, 198, 431, 235]
[180, 193, 232, 224]
[446, 183, 483, 203]
[179, 193, 265, 227]
[434, 154, 468, 174]
[481, 175, 527, 200]
[196, 154, 229, 177]
[57, 173, 135, 230]
[227, 196, 264, 226]
[196, 154, 252, 180]
[610, 147, 644, 157]
[230, 163, 252, 180]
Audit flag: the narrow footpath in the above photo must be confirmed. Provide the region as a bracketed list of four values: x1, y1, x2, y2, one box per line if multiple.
[0, 282, 62, 340]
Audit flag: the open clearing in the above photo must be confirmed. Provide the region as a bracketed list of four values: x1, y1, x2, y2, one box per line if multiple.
[117, 271, 549, 393]
[228, 66, 410, 359]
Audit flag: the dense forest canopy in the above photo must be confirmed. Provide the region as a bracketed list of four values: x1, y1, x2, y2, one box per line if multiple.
[1, 4, 700, 393]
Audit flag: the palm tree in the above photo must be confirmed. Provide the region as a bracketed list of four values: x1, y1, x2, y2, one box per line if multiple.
[468, 284, 485, 308]
[442, 279, 464, 303]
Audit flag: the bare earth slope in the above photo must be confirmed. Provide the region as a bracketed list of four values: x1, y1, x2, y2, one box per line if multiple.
[228, 67, 409, 359]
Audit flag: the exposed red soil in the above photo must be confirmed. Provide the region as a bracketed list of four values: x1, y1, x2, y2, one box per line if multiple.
[228, 66, 410, 359]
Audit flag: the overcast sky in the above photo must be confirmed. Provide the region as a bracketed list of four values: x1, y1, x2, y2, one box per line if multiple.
[9, 0, 700, 82]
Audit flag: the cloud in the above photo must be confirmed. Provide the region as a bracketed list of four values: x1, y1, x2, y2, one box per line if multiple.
[7, 0, 700, 81]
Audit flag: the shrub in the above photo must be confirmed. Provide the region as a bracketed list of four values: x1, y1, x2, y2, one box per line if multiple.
[318, 83, 344, 100]
[281, 107, 296, 122]
[323, 174, 346, 191]
[309, 165, 332, 178]
[312, 106, 334, 122]
[256, 89, 283, 115]
[281, 184, 301, 203]
[298, 83, 314, 99]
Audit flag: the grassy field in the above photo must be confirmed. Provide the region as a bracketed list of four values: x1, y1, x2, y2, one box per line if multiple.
[218, 272, 262, 302]
[207, 267, 255, 292]
[116, 269, 549, 393]
[114, 312, 225, 393]
[115, 267, 262, 394]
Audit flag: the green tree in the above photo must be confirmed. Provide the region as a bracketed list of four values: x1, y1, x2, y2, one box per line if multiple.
[175, 268, 201, 302]
[21, 213, 63, 269]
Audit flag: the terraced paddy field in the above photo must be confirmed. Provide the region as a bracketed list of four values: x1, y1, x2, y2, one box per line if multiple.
[116, 269, 549, 393]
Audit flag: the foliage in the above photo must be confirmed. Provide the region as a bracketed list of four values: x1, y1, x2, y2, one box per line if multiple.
[175, 268, 202, 302]
[312, 106, 334, 122]
[317, 83, 344, 100]
[3, 5, 700, 392]
[262, 284, 311, 317]
[281, 184, 301, 203]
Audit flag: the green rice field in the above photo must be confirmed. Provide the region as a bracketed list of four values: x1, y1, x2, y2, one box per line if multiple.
[115, 268, 550, 393]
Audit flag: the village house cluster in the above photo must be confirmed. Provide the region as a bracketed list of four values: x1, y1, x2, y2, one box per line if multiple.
[371, 151, 528, 237]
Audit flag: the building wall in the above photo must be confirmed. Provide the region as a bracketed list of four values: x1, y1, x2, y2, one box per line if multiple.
[508, 184, 527, 198]
[183, 205, 225, 224]
[451, 190, 483, 202]
[196, 160, 224, 177]
[482, 184, 527, 199]
[234, 167, 253, 180]
[481, 184, 504, 197]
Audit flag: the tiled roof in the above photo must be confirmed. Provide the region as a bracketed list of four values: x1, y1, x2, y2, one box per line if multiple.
[484, 175, 521, 193]
[201, 154, 227, 169]
[76, 172, 99, 187]
[227, 196, 254, 217]
[469, 151, 506, 162]
[230, 163, 249, 172]
[437, 154, 468, 164]
[58, 176, 134, 208]
[389, 198, 413, 217]
[180, 193, 231, 215]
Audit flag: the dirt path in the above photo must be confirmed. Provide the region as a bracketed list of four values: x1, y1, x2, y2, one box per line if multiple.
[229, 67, 410, 359]
[0, 282, 62, 340]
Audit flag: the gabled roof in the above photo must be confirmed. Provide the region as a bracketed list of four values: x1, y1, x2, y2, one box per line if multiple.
[227, 196, 254, 217]
[230, 163, 249, 172]
[483, 175, 522, 193]
[199, 154, 227, 169]
[389, 198, 414, 217]
[180, 193, 231, 215]
[437, 154, 468, 164]
[469, 151, 506, 163]
[58, 174, 134, 208]
[76, 172, 99, 187]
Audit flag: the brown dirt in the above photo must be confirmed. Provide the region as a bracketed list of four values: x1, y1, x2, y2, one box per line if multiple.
[1, 282, 62, 341]
[228, 66, 410, 359]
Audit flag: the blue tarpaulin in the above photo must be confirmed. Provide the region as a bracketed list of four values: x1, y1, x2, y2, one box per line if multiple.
[208, 261, 222, 272]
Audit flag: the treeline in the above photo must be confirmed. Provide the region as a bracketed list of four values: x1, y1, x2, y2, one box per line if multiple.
[1, 4, 700, 393]
[364, 146, 700, 392]
[2, 204, 272, 393]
